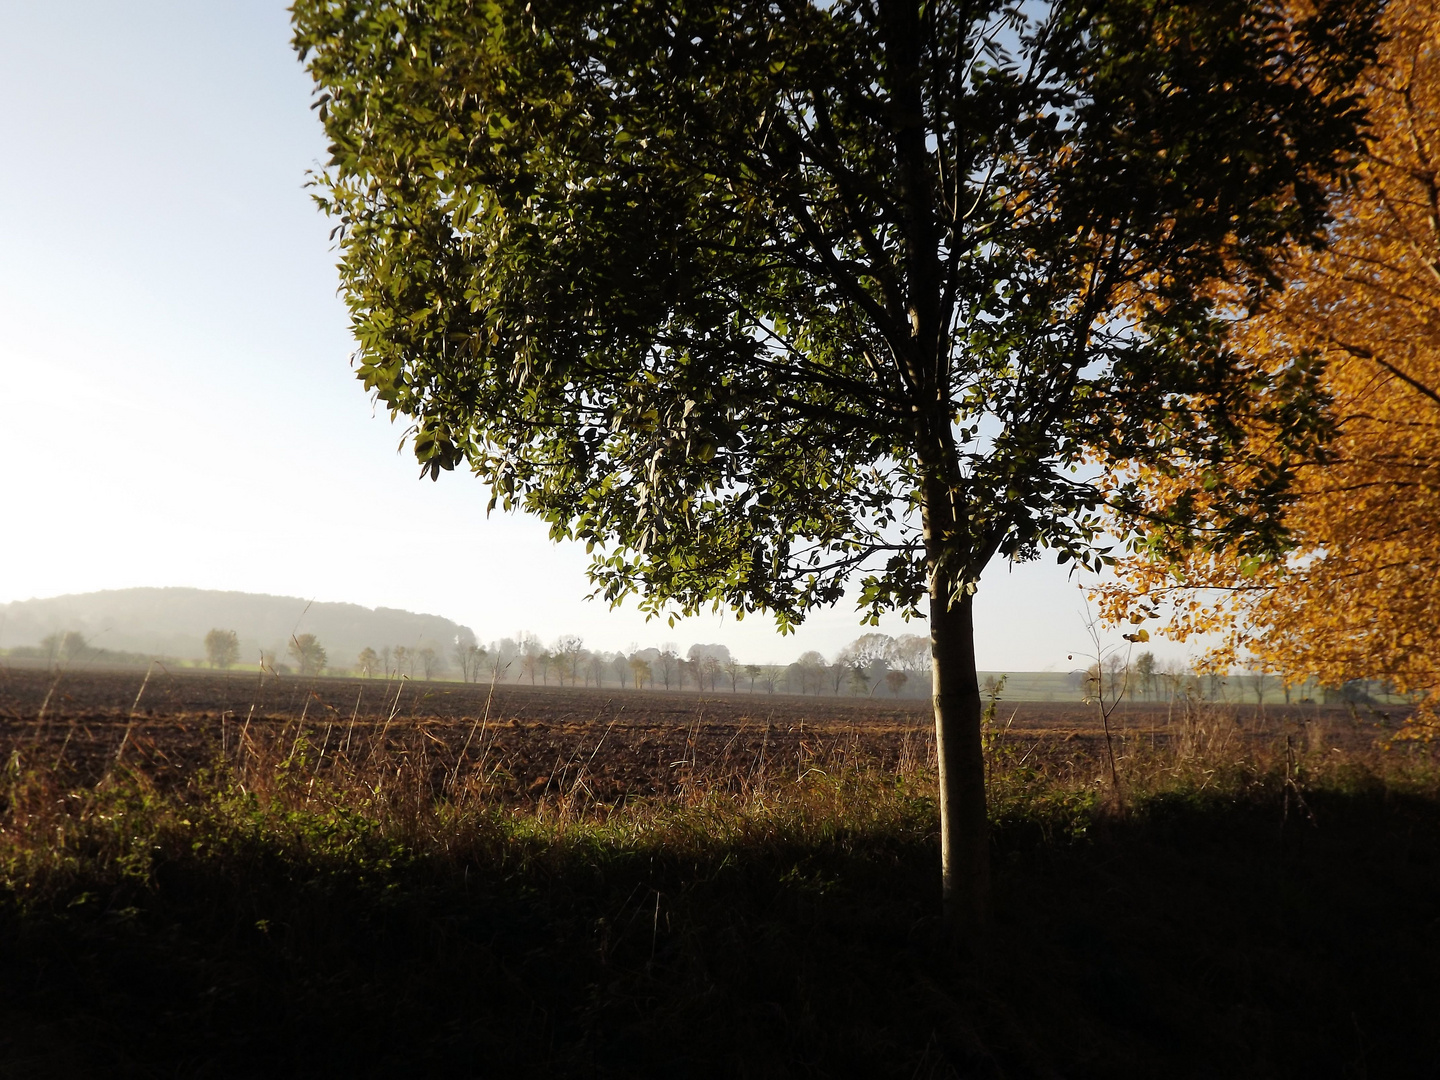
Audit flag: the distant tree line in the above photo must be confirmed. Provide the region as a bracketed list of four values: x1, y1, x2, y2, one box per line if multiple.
[333, 631, 937, 698]
[4, 631, 155, 668]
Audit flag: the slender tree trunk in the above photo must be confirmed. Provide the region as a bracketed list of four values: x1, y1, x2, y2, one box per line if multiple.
[928, 567, 990, 942]
[919, 493, 994, 940]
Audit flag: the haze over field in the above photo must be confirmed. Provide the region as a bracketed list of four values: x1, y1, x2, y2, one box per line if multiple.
[0, 1, 1197, 672]
[0, 588, 470, 670]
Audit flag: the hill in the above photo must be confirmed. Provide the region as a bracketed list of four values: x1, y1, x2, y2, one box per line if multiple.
[0, 588, 475, 671]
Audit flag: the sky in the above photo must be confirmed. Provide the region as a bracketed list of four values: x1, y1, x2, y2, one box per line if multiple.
[0, 1, 1201, 671]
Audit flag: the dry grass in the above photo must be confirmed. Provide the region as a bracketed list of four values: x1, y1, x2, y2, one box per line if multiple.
[2, 692, 1439, 1078]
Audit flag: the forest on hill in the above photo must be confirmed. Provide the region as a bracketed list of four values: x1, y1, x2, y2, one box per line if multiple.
[0, 588, 472, 671]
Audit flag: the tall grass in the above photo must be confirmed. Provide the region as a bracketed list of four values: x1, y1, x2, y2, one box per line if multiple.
[4, 694, 1435, 912]
[2, 699, 1438, 1077]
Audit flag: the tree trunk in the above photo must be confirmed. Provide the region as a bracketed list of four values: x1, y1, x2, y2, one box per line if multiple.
[928, 559, 990, 943]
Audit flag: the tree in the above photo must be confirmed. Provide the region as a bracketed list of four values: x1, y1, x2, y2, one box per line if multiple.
[723, 657, 742, 693]
[1133, 651, 1156, 701]
[885, 669, 910, 697]
[296, 0, 1380, 936]
[629, 656, 652, 689]
[418, 645, 442, 679]
[41, 631, 91, 666]
[392, 645, 409, 678]
[555, 635, 585, 685]
[839, 632, 894, 694]
[358, 646, 380, 678]
[454, 637, 486, 681]
[587, 651, 608, 687]
[288, 634, 328, 677]
[520, 640, 544, 685]
[1097, 0, 1440, 727]
[793, 652, 827, 696]
[656, 648, 678, 690]
[204, 628, 240, 670]
[612, 651, 632, 688]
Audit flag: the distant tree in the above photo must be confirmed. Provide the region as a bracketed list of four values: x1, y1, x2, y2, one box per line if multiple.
[722, 658, 742, 693]
[796, 652, 827, 696]
[1247, 661, 1273, 705]
[840, 634, 894, 695]
[629, 656, 652, 689]
[745, 664, 761, 693]
[612, 652, 631, 689]
[847, 666, 872, 696]
[1133, 651, 1157, 701]
[1104, 655, 1130, 701]
[520, 644, 543, 685]
[392, 645, 410, 678]
[885, 670, 909, 698]
[380, 646, 392, 678]
[686, 644, 727, 691]
[40, 631, 92, 666]
[418, 646, 441, 679]
[288, 634, 328, 677]
[555, 635, 584, 685]
[358, 646, 379, 678]
[889, 635, 932, 681]
[587, 651, 608, 688]
[655, 649, 678, 691]
[204, 628, 240, 670]
[454, 639, 485, 682]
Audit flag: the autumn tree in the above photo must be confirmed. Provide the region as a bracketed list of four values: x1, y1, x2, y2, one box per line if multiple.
[885, 669, 910, 697]
[204, 628, 240, 670]
[295, 0, 1379, 935]
[288, 634, 328, 677]
[358, 646, 380, 678]
[1098, 0, 1440, 726]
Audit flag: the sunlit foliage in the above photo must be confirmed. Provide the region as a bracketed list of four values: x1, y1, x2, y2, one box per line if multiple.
[1098, 0, 1440, 723]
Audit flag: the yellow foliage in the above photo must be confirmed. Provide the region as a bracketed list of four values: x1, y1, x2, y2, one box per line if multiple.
[1098, 0, 1440, 725]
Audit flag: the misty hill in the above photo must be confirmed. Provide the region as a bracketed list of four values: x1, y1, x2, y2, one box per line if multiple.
[0, 588, 475, 670]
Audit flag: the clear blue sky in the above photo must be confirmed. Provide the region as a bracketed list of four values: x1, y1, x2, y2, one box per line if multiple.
[0, 1, 1199, 671]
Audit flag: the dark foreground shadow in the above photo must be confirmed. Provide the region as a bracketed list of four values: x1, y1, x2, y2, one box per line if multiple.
[2, 788, 1438, 1079]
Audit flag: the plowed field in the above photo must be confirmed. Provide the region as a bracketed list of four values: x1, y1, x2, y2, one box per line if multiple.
[0, 665, 1398, 804]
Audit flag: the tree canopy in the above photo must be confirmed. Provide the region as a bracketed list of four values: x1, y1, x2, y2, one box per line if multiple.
[295, 0, 1377, 624]
[1098, 0, 1440, 724]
